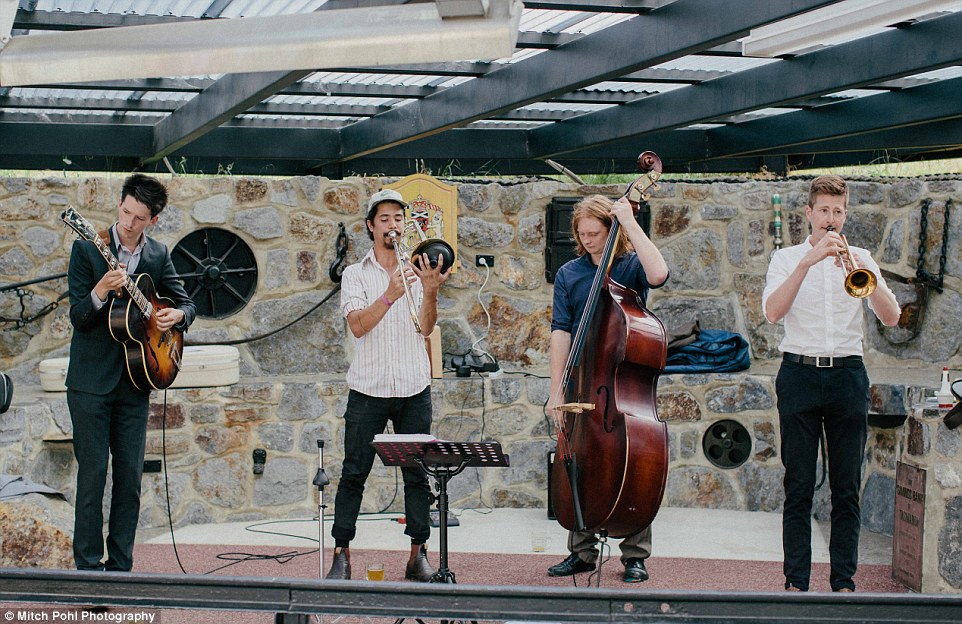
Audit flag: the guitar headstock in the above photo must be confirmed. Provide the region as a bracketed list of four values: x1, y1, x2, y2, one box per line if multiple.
[61, 206, 98, 242]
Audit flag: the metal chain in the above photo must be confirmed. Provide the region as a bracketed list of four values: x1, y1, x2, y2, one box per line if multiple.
[0, 288, 68, 330]
[916, 198, 929, 275]
[915, 197, 950, 293]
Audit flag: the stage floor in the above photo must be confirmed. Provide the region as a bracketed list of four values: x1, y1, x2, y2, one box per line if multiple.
[2, 508, 906, 624]
[141, 506, 894, 565]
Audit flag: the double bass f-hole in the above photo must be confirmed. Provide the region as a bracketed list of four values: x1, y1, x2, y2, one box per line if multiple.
[597, 385, 612, 433]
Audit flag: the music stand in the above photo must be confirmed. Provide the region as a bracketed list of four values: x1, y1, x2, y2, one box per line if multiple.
[372, 439, 509, 584]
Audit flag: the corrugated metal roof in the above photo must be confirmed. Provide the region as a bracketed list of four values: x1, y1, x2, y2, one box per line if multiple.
[4, 0, 961, 175]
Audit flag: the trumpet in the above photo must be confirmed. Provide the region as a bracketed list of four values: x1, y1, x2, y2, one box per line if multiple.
[388, 227, 455, 334]
[827, 226, 877, 298]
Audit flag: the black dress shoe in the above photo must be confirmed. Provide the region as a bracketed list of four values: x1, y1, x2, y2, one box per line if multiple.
[547, 553, 596, 577]
[405, 545, 435, 582]
[623, 558, 649, 583]
[325, 548, 351, 580]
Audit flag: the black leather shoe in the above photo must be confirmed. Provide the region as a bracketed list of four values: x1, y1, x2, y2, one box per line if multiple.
[623, 558, 649, 583]
[547, 553, 595, 577]
[325, 548, 351, 580]
[405, 545, 435, 582]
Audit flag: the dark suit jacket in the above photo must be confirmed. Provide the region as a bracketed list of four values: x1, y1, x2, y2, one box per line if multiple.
[66, 230, 196, 395]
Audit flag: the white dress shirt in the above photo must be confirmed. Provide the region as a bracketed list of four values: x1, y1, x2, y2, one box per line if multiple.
[762, 237, 894, 357]
[340, 248, 430, 398]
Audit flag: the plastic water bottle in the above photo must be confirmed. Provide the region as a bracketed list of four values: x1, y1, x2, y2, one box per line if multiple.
[938, 367, 954, 408]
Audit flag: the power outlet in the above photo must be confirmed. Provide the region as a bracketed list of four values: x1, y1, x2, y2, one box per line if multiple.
[143, 460, 162, 473]
[476, 254, 495, 268]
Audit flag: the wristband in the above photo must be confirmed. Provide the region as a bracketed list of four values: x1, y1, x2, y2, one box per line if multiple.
[379, 294, 393, 307]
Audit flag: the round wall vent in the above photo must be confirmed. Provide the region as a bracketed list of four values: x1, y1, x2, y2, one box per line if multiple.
[702, 419, 752, 469]
[171, 228, 258, 319]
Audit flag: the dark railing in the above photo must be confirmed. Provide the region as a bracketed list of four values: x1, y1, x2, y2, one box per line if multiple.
[2, 568, 961, 623]
[0, 272, 68, 329]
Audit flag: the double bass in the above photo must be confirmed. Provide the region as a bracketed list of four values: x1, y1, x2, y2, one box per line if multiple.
[549, 152, 669, 538]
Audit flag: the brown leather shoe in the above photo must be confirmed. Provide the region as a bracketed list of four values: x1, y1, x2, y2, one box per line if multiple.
[404, 545, 435, 582]
[326, 547, 351, 580]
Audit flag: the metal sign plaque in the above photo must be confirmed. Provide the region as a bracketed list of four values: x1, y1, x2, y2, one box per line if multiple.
[893, 461, 926, 592]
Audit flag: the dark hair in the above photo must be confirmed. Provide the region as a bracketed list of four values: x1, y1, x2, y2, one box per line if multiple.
[365, 200, 404, 240]
[121, 173, 168, 218]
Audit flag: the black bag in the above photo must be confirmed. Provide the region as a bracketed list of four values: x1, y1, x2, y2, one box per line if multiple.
[0, 372, 12, 414]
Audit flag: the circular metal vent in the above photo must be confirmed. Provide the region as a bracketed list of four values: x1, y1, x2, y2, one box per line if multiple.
[702, 419, 752, 469]
[171, 227, 258, 319]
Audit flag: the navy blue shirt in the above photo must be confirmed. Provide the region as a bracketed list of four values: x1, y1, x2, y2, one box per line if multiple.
[551, 252, 666, 333]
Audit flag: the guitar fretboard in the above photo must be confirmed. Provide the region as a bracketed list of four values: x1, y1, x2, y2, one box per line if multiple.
[90, 234, 152, 318]
[63, 207, 153, 319]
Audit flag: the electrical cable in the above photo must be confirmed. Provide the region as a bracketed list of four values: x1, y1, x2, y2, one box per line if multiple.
[162, 394, 318, 575]
[468, 262, 495, 363]
[185, 283, 341, 347]
[161, 389, 189, 575]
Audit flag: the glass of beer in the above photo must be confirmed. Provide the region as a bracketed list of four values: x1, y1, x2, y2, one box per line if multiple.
[366, 563, 385, 581]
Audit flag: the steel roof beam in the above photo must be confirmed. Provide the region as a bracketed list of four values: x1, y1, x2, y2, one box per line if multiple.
[334, 0, 845, 162]
[141, 0, 425, 165]
[0, 95, 387, 117]
[12, 9, 194, 31]
[756, 118, 962, 157]
[530, 10, 962, 157]
[702, 77, 962, 160]
[28, 78, 440, 99]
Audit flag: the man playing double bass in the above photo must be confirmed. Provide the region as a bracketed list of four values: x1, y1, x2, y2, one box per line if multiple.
[546, 194, 669, 583]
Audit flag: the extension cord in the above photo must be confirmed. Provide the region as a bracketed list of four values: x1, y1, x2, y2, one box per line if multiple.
[451, 353, 499, 373]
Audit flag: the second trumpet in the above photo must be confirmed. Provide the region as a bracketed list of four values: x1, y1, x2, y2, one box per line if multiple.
[827, 226, 876, 298]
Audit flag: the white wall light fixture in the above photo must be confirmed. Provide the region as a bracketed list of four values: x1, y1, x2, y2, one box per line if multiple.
[0, 0, 522, 87]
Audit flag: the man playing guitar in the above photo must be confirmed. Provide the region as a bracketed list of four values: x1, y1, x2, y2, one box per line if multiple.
[65, 173, 195, 572]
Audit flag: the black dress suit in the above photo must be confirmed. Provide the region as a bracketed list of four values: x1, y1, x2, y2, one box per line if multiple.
[65, 229, 195, 571]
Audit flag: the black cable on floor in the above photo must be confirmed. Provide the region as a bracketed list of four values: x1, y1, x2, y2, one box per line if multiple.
[161, 396, 317, 575]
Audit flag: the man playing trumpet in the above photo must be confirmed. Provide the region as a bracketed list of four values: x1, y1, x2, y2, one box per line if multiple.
[762, 175, 900, 593]
[327, 189, 451, 582]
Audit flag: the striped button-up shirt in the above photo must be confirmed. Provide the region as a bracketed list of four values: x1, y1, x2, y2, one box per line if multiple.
[340, 248, 430, 398]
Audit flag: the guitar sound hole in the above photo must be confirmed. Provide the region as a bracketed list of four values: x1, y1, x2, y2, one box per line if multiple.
[171, 228, 258, 319]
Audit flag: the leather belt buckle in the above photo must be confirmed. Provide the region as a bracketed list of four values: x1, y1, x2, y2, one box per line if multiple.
[816, 356, 834, 368]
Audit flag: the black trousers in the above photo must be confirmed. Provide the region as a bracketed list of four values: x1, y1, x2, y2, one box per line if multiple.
[332, 387, 433, 546]
[776, 358, 869, 592]
[67, 374, 150, 572]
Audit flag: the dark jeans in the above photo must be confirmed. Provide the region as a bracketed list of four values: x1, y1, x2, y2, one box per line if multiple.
[332, 387, 433, 545]
[776, 359, 869, 592]
[67, 374, 150, 572]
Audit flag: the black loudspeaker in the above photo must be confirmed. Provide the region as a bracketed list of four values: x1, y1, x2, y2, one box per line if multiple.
[544, 196, 651, 283]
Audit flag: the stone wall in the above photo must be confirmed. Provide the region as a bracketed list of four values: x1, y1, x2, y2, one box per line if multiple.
[1, 174, 960, 533]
